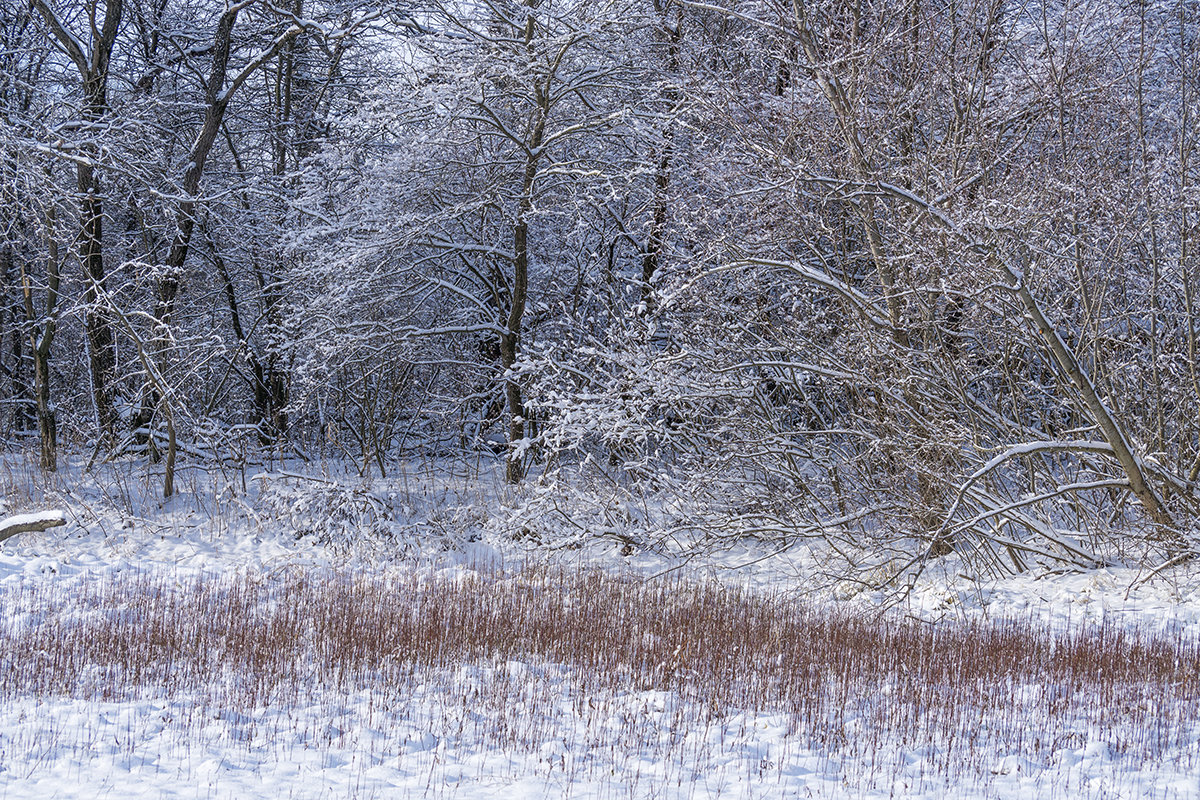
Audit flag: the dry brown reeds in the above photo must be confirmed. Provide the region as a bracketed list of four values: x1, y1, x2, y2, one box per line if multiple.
[0, 566, 1196, 795]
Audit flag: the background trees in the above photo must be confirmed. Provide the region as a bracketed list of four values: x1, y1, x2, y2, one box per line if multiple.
[2, 0, 1198, 569]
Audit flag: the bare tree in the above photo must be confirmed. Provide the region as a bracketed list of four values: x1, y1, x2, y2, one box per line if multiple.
[31, 0, 123, 441]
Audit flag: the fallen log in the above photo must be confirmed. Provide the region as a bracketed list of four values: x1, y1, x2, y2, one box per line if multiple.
[0, 511, 67, 545]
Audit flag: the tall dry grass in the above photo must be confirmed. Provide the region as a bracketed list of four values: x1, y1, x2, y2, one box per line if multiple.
[1, 566, 1196, 795]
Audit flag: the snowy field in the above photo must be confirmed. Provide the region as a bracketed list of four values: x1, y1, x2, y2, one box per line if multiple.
[0, 455, 1198, 799]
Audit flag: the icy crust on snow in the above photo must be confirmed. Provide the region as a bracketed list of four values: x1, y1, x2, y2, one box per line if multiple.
[0, 457, 1199, 798]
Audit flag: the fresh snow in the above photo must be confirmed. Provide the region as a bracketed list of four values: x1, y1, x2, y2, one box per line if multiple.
[0, 457, 1197, 799]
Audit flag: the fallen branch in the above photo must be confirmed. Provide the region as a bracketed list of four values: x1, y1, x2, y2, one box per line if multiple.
[0, 510, 67, 545]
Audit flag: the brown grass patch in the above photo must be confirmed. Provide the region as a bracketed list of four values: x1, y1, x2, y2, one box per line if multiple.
[1, 566, 1196, 794]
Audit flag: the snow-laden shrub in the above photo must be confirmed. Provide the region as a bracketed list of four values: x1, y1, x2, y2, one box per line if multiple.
[254, 473, 492, 553]
[255, 479, 403, 551]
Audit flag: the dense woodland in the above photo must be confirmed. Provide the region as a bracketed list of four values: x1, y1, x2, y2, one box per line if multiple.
[2, 0, 1199, 575]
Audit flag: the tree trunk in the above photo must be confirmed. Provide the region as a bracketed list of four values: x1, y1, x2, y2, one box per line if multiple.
[23, 200, 61, 472]
[1, 219, 34, 433]
[640, 1, 683, 312]
[502, 8, 550, 484]
[32, 0, 123, 442]
[77, 155, 119, 439]
[503, 168, 535, 484]
[32, 340, 56, 472]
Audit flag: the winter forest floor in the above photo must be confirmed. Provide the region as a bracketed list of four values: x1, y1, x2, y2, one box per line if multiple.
[0, 451, 1198, 799]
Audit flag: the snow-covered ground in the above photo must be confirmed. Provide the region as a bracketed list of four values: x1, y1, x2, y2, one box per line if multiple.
[0, 454, 1198, 799]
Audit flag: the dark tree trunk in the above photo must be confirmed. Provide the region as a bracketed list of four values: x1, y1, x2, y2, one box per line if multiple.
[23, 203, 61, 472]
[77, 155, 119, 438]
[1, 229, 34, 433]
[641, 0, 683, 312]
[501, 9, 550, 485]
[32, 0, 124, 443]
